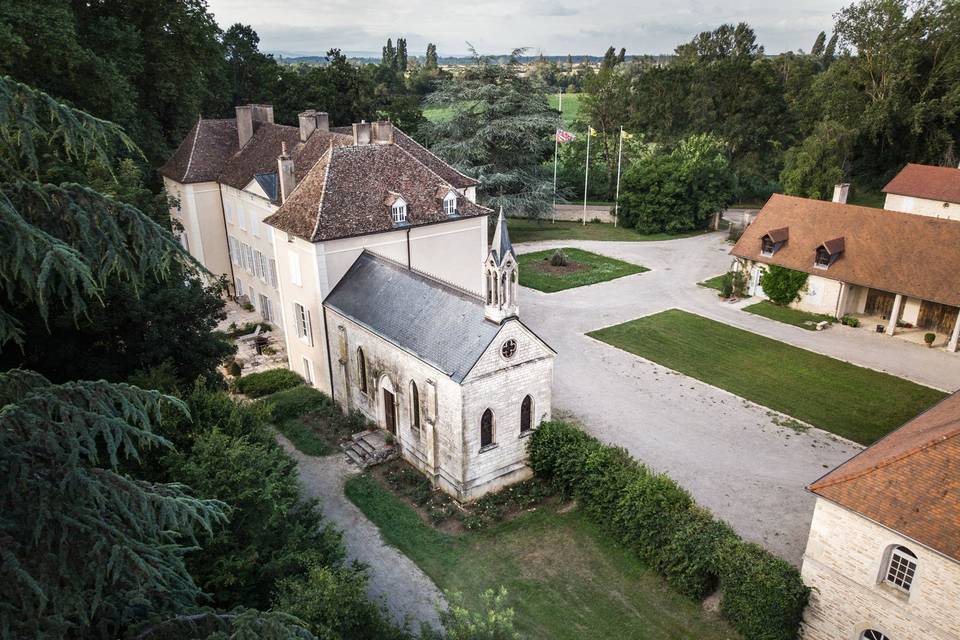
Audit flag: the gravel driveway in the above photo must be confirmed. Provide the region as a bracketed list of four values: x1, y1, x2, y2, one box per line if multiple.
[518, 232, 960, 564]
[276, 434, 445, 630]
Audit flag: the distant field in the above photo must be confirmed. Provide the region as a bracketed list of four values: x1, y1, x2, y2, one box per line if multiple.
[422, 92, 582, 128]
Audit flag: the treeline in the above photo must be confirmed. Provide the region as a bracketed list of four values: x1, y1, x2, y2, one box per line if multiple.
[577, 0, 960, 204]
[0, 1, 443, 172]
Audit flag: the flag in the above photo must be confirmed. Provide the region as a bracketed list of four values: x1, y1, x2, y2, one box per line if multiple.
[588, 126, 597, 137]
[556, 129, 576, 143]
[621, 130, 634, 140]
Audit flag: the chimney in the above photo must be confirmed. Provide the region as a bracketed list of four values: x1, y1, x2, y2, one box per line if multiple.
[832, 183, 850, 204]
[277, 141, 295, 203]
[315, 111, 329, 132]
[298, 109, 317, 142]
[372, 120, 394, 144]
[352, 121, 372, 145]
[236, 105, 253, 148]
[250, 104, 274, 124]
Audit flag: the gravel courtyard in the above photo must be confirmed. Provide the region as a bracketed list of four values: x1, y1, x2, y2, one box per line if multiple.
[518, 232, 960, 564]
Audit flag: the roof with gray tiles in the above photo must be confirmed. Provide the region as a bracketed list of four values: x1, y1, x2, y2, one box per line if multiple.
[324, 252, 500, 382]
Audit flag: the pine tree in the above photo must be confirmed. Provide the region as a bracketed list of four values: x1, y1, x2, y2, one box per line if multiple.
[822, 33, 838, 66]
[617, 47, 626, 64]
[601, 46, 617, 69]
[381, 38, 396, 69]
[425, 43, 438, 70]
[811, 31, 826, 56]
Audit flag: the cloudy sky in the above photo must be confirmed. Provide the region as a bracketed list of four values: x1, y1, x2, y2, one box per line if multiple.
[206, 0, 849, 58]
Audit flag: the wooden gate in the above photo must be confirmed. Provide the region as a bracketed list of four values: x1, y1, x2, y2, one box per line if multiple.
[917, 301, 959, 333]
[865, 289, 897, 319]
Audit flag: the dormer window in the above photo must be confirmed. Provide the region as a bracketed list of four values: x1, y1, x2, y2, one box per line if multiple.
[391, 197, 407, 224]
[443, 191, 457, 216]
[760, 227, 789, 256]
[814, 237, 844, 270]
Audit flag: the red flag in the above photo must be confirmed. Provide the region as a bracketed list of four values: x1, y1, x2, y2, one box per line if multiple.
[556, 129, 577, 143]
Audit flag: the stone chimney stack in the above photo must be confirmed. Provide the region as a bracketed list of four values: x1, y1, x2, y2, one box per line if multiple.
[277, 141, 295, 203]
[298, 110, 317, 142]
[352, 121, 372, 145]
[832, 183, 850, 204]
[236, 105, 253, 148]
[315, 111, 329, 132]
[372, 120, 394, 144]
[250, 104, 274, 124]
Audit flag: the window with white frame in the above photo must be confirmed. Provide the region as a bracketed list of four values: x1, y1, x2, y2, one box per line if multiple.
[443, 191, 457, 216]
[268, 258, 278, 288]
[228, 236, 241, 265]
[235, 278, 244, 297]
[247, 286, 256, 310]
[258, 293, 273, 322]
[289, 252, 302, 286]
[241, 243, 254, 274]
[391, 197, 407, 224]
[302, 357, 314, 386]
[860, 630, 890, 640]
[239, 206, 248, 231]
[293, 302, 312, 345]
[265, 224, 273, 242]
[253, 249, 265, 280]
[883, 545, 918, 593]
[250, 212, 260, 238]
[224, 200, 234, 224]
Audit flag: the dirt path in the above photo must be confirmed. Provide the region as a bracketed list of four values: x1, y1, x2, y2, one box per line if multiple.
[276, 434, 445, 630]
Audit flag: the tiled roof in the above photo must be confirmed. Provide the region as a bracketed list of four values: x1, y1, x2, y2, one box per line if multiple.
[324, 252, 500, 382]
[731, 194, 960, 307]
[882, 163, 960, 204]
[159, 119, 238, 183]
[265, 142, 491, 242]
[810, 391, 960, 562]
[218, 122, 302, 190]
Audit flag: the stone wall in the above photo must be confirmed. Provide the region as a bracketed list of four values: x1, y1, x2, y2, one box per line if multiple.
[460, 320, 554, 500]
[550, 204, 617, 224]
[801, 498, 960, 640]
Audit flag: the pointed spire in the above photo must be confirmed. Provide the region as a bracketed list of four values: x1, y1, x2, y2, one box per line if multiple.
[490, 207, 514, 265]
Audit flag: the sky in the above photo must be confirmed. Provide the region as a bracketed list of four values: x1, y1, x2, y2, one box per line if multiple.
[205, 0, 850, 58]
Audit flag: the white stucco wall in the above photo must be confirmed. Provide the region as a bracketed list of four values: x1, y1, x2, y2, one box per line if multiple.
[163, 178, 231, 280]
[801, 498, 960, 640]
[884, 194, 960, 220]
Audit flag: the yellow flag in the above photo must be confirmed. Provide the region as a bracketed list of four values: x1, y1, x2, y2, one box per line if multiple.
[589, 126, 597, 137]
[621, 130, 633, 140]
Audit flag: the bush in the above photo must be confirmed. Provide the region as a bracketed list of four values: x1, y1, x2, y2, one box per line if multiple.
[227, 360, 242, 378]
[236, 368, 305, 398]
[924, 332, 936, 345]
[760, 265, 808, 306]
[840, 315, 860, 328]
[262, 385, 334, 423]
[550, 248, 569, 267]
[528, 421, 809, 640]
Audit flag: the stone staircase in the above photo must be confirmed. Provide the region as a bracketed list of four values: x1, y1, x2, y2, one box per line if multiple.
[342, 429, 398, 468]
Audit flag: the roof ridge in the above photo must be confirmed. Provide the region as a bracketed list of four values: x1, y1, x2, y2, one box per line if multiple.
[393, 129, 479, 185]
[309, 146, 334, 242]
[810, 403, 960, 491]
[182, 118, 203, 180]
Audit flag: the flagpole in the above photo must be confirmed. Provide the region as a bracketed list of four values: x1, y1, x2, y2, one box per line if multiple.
[582, 127, 590, 226]
[552, 90, 561, 224]
[614, 126, 623, 228]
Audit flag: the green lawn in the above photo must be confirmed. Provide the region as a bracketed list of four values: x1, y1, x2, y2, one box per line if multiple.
[345, 474, 738, 640]
[744, 301, 836, 331]
[518, 247, 648, 292]
[698, 274, 727, 291]
[424, 93, 582, 129]
[261, 386, 366, 455]
[588, 309, 945, 444]
[507, 218, 709, 244]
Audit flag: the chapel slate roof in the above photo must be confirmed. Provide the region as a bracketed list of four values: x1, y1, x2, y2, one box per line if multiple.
[882, 163, 960, 205]
[324, 252, 500, 383]
[159, 118, 238, 183]
[731, 194, 960, 307]
[264, 142, 491, 242]
[809, 391, 960, 562]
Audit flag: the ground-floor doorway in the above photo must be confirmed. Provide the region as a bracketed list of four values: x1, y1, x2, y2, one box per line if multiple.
[383, 389, 397, 434]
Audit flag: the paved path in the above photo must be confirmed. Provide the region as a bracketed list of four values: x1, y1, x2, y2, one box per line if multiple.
[518, 233, 960, 564]
[276, 434, 445, 630]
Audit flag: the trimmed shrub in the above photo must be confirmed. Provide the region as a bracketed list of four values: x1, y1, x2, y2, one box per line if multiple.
[236, 368, 305, 398]
[550, 248, 569, 267]
[262, 385, 334, 423]
[760, 265, 808, 306]
[528, 421, 809, 640]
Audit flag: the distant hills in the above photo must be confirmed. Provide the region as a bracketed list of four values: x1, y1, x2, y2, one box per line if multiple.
[275, 53, 675, 66]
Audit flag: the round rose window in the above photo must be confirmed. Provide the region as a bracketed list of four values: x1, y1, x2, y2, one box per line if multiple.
[500, 339, 517, 359]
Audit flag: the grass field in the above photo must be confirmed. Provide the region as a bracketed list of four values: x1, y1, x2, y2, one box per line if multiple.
[698, 274, 727, 291]
[507, 218, 709, 244]
[345, 473, 738, 640]
[744, 301, 836, 331]
[261, 386, 364, 455]
[588, 309, 945, 444]
[423, 93, 582, 129]
[518, 247, 648, 292]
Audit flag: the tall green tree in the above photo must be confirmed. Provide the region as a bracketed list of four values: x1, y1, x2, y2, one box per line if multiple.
[780, 120, 855, 199]
[223, 23, 277, 107]
[811, 31, 827, 56]
[425, 43, 439, 70]
[425, 49, 556, 217]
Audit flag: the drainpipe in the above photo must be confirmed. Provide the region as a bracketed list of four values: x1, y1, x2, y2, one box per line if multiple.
[406, 227, 411, 269]
[321, 305, 336, 401]
[217, 184, 238, 296]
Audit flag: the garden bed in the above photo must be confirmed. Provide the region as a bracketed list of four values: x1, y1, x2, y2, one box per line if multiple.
[518, 247, 648, 292]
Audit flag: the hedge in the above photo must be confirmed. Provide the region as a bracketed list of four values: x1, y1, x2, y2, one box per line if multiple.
[529, 421, 808, 640]
[236, 368, 305, 398]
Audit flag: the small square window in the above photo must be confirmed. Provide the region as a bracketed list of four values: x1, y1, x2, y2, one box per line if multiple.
[884, 545, 918, 592]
